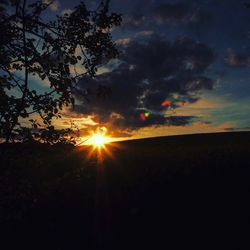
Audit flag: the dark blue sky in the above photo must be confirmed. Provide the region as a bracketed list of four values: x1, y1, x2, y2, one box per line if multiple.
[37, 0, 250, 139]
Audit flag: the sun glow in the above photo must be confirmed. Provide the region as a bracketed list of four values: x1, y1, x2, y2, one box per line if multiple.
[91, 134, 106, 148]
[76, 128, 125, 165]
[86, 132, 113, 164]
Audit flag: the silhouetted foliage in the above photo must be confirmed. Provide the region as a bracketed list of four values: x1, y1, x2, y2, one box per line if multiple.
[0, 0, 121, 143]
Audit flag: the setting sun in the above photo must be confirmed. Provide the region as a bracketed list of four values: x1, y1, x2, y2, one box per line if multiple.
[90, 134, 107, 148]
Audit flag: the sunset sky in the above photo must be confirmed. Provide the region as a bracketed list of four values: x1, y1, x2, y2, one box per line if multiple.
[33, 0, 250, 141]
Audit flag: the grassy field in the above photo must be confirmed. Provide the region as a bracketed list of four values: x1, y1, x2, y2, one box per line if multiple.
[1, 131, 250, 249]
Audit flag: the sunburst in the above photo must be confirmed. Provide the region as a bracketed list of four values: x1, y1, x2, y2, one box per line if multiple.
[90, 133, 107, 148]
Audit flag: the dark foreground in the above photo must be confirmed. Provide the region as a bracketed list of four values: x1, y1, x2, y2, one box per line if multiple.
[1, 132, 250, 249]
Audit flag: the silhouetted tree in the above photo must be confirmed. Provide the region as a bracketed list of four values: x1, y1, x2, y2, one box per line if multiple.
[0, 0, 121, 143]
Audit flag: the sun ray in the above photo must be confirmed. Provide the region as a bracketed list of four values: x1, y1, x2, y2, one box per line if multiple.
[78, 127, 125, 164]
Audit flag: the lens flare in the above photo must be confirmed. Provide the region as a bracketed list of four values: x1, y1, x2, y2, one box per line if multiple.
[140, 113, 146, 121]
[161, 99, 171, 107]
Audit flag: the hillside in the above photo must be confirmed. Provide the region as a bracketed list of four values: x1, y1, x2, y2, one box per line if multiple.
[1, 132, 250, 249]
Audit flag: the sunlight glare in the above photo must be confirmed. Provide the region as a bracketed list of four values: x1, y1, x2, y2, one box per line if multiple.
[91, 134, 106, 148]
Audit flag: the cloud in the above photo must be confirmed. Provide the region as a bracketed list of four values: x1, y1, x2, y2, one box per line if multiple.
[120, 1, 212, 35]
[224, 127, 250, 132]
[135, 30, 154, 37]
[73, 36, 216, 133]
[225, 48, 250, 67]
[61, 8, 72, 16]
[151, 1, 211, 28]
[115, 38, 132, 46]
[152, 2, 191, 24]
[43, 0, 59, 12]
[172, 96, 229, 118]
[122, 13, 146, 29]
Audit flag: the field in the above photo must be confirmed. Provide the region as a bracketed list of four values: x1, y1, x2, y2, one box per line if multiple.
[1, 131, 250, 249]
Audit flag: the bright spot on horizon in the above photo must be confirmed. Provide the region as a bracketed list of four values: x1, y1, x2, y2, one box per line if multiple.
[90, 134, 106, 148]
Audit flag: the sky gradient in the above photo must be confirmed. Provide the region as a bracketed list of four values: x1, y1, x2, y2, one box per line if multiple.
[33, 0, 250, 141]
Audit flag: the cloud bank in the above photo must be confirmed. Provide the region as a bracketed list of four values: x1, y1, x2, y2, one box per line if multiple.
[73, 36, 216, 134]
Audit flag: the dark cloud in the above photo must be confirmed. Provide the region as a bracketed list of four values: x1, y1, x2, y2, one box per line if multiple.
[152, 1, 212, 28]
[225, 48, 250, 67]
[119, 1, 213, 36]
[224, 127, 250, 132]
[121, 13, 146, 30]
[74, 36, 216, 132]
[152, 2, 191, 24]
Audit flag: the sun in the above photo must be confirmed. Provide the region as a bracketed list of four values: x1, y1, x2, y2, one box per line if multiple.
[79, 127, 123, 164]
[91, 134, 106, 148]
